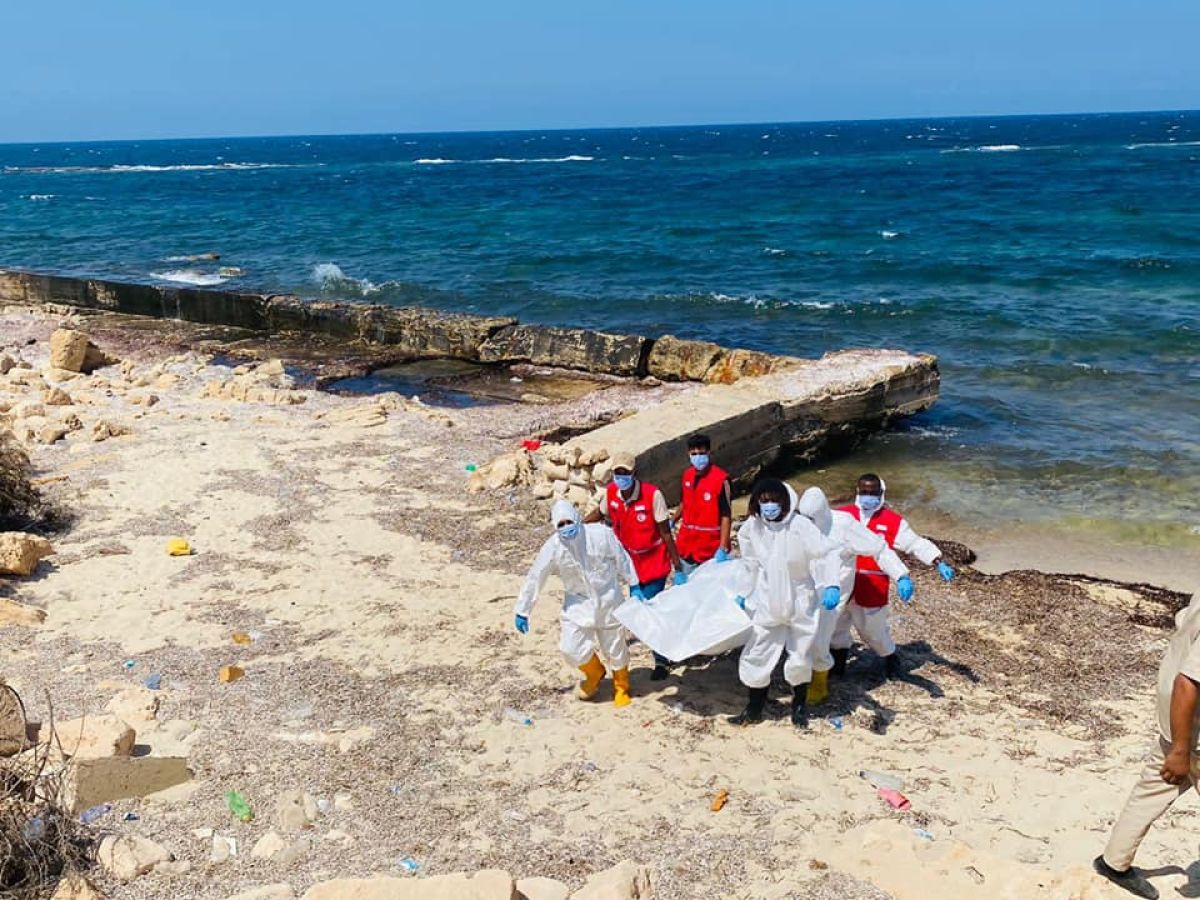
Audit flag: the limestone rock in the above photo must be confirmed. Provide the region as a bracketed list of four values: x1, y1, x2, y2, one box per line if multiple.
[542, 461, 570, 481]
[551, 480, 568, 497]
[251, 830, 288, 860]
[592, 459, 613, 484]
[468, 450, 533, 493]
[274, 836, 313, 868]
[646, 335, 725, 382]
[0, 532, 53, 576]
[274, 789, 319, 832]
[49, 329, 89, 373]
[44, 387, 73, 406]
[578, 447, 608, 466]
[82, 342, 117, 373]
[703, 348, 785, 384]
[567, 468, 592, 488]
[261, 358, 286, 376]
[0, 354, 15, 375]
[91, 420, 131, 441]
[301, 869, 516, 900]
[97, 834, 173, 881]
[105, 686, 160, 724]
[0, 682, 26, 757]
[38, 425, 69, 444]
[54, 713, 135, 759]
[479, 324, 648, 376]
[50, 875, 105, 900]
[565, 485, 591, 508]
[531, 481, 554, 500]
[518, 876, 570, 900]
[210, 834, 237, 864]
[129, 393, 159, 407]
[569, 862, 653, 900]
[13, 401, 46, 420]
[224, 885, 296, 900]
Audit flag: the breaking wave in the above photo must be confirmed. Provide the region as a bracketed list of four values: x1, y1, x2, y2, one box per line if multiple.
[149, 269, 231, 287]
[414, 155, 595, 166]
[311, 262, 379, 296]
[941, 144, 1022, 154]
[3, 162, 294, 175]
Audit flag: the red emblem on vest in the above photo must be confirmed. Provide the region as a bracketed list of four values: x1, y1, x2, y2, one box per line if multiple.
[839, 504, 902, 608]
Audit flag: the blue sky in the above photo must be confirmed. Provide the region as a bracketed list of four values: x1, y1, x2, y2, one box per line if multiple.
[3, 0, 1197, 141]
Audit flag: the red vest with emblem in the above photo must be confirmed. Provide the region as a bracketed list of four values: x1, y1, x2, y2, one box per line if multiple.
[676, 464, 728, 563]
[838, 504, 902, 608]
[607, 481, 672, 584]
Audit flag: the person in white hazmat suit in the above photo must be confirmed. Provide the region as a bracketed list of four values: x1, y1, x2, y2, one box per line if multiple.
[829, 473, 955, 680]
[730, 478, 842, 729]
[514, 499, 642, 707]
[796, 486, 913, 704]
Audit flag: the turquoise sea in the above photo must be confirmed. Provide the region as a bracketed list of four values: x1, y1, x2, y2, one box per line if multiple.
[1, 111, 1197, 540]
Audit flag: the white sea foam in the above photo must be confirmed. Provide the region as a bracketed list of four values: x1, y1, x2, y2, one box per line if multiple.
[941, 144, 1022, 154]
[4, 162, 294, 174]
[312, 262, 378, 295]
[150, 269, 230, 287]
[416, 155, 595, 165]
[762, 247, 787, 256]
[1125, 140, 1200, 150]
[880, 230, 900, 239]
[26, 194, 55, 201]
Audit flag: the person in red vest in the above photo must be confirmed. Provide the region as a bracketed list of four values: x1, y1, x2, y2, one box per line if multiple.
[672, 433, 733, 572]
[602, 450, 688, 681]
[833, 473, 955, 679]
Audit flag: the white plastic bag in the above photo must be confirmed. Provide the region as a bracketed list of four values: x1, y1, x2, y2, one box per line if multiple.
[615, 559, 758, 661]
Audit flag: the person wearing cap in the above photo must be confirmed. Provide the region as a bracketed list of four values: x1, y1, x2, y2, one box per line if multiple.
[671, 433, 733, 573]
[601, 450, 688, 681]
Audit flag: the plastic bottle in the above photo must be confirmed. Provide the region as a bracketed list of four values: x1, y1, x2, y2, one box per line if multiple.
[79, 803, 112, 825]
[859, 769, 904, 792]
[225, 790, 253, 822]
[501, 708, 533, 726]
[397, 857, 420, 874]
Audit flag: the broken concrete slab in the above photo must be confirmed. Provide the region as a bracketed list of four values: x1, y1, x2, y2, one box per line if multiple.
[300, 869, 516, 900]
[478, 324, 649, 376]
[68, 755, 192, 812]
[559, 349, 939, 505]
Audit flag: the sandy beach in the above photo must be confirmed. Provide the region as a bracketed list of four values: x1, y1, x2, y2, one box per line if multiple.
[2, 303, 1196, 900]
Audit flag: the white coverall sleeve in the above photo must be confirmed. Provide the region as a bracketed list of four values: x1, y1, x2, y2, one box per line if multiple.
[892, 517, 942, 566]
[796, 519, 841, 592]
[515, 538, 558, 618]
[605, 527, 640, 587]
[844, 519, 910, 581]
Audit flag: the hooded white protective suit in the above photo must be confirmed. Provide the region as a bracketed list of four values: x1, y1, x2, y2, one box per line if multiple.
[736, 484, 841, 688]
[515, 500, 640, 669]
[797, 486, 909, 668]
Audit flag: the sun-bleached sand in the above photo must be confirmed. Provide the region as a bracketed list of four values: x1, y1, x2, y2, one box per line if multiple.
[2, 304, 1197, 899]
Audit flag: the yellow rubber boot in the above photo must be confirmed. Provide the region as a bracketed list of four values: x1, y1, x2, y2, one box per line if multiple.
[612, 667, 632, 707]
[808, 669, 829, 705]
[577, 654, 606, 700]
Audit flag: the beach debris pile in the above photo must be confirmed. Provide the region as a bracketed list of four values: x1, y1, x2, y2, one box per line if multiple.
[467, 442, 608, 506]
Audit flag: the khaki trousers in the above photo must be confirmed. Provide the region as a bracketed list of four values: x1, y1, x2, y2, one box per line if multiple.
[1102, 737, 1199, 871]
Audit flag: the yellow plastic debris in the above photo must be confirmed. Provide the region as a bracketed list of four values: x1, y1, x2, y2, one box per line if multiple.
[710, 789, 729, 812]
[166, 538, 192, 557]
[231, 632, 252, 645]
[218, 665, 245, 684]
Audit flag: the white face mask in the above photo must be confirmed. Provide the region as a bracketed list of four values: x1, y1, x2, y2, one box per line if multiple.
[856, 494, 882, 514]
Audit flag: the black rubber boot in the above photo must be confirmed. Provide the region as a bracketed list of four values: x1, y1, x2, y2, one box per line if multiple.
[1092, 856, 1159, 899]
[791, 683, 809, 729]
[650, 652, 672, 681]
[728, 686, 768, 725]
[884, 652, 902, 680]
[831, 648, 849, 676]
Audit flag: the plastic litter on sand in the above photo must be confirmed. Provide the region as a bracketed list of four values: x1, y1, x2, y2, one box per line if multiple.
[396, 857, 420, 874]
[225, 790, 253, 822]
[143, 672, 162, 690]
[860, 769, 905, 792]
[710, 789, 729, 812]
[877, 788, 911, 810]
[913, 828, 935, 841]
[121, 659, 136, 671]
[499, 707, 533, 726]
[79, 804, 112, 825]
[218, 665, 245, 684]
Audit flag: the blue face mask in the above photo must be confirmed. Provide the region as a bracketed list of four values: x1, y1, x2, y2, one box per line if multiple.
[689, 453, 710, 470]
[558, 523, 580, 540]
[759, 501, 782, 521]
[856, 494, 882, 513]
[613, 473, 634, 492]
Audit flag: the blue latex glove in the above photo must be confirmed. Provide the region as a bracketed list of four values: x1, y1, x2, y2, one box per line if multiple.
[631, 585, 648, 603]
[896, 575, 915, 603]
[673, 571, 688, 587]
[714, 548, 731, 563]
[514, 614, 529, 634]
[936, 561, 955, 582]
[821, 586, 841, 611]
[734, 595, 746, 610]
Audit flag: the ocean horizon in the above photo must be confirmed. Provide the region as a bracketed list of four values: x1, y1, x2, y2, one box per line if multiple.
[2, 109, 1197, 542]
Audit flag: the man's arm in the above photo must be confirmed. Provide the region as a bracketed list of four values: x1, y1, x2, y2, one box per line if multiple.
[1162, 673, 1199, 784]
[718, 481, 733, 553]
[658, 520, 684, 572]
[893, 517, 942, 566]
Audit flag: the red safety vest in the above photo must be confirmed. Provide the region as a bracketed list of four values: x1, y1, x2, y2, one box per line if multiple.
[676, 464, 728, 563]
[839, 504, 902, 608]
[607, 481, 672, 585]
